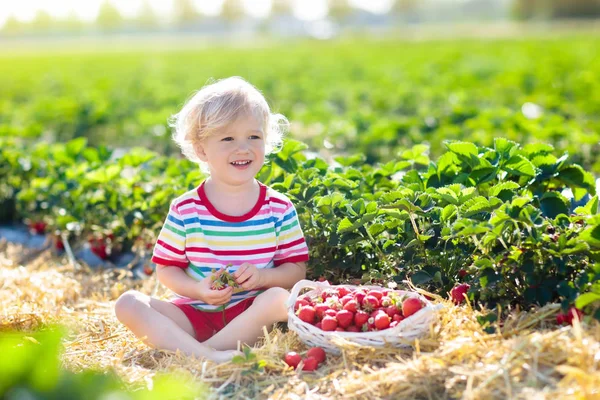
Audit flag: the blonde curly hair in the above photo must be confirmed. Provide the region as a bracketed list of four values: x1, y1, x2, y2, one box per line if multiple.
[169, 76, 287, 171]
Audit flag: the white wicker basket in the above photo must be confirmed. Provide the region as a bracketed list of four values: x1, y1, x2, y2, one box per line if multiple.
[286, 279, 443, 355]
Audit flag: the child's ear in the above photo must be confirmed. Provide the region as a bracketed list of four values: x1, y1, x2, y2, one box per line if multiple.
[193, 142, 208, 162]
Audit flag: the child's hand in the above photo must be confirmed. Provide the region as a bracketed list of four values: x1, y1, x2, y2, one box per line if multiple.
[197, 277, 233, 305]
[233, 262, 264, 291]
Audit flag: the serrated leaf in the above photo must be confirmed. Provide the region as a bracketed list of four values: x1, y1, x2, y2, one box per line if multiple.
[504, 155, 536, 177]
[337, 217, 354, 233]
[574, 195, 598, 216]
[446, 141, 478, 158]
[539, 192, 570, 218]
[522, 143, 554, 157]
[441, 204, 457, 221]
[558, 165, 596, 193]
[368, 223, 385, 237]
[436, 187, 459, 205]
[489, 181, 520, 197]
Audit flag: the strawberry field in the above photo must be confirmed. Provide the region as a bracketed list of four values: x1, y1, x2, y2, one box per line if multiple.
[1, 35, 600, 399]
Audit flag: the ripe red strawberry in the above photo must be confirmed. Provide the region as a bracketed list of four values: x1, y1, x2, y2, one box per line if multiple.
[343, 299, 358, 313]
[392, 314, 404, 323]
[324, 309, 337, 318]
[340, 295, 354, 306]
[458, 269, 468, 278]
[295, 299, 310, 311]
[298, 295, 313, 305]
[402, 298, 423, 317]
[367, 290, 383, 301]
[336, 327, 345, 331]
[354, 310, 369, 327]
[556, 313, 566, 325]
[284, 352, 302, 368]
[143, 264, 154, 276]
[302, 357, 319, 371]
[385, 305, 400, 318]
[336, 310, 354, 328]
[354, 291, 366, 305]
[321, 316, 338, 331]
[383, 289, 391, 297]
[450, 284, 470, 304]
[374, 313, 391, 330]
[315, 322, 323, 330]
[564, 307, 584, 325]
[337, 287, 351, 298]
[306, 347, 326, 364]
[31, 221, 47, 235]
[54, 237, 65, 251]
[362, 295, 380, 311]
[91, 244, 108, 260]
[346, 325, 360, 332]
[314, 303, 330, 319]
[298, 306, 316, 324]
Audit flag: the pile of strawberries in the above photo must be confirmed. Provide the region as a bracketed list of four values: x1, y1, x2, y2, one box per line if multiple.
[294, 286, 425, 332]
[283, 347, 326, 371]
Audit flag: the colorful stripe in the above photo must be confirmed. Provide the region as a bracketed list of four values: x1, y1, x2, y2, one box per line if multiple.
[151, 184, 309, 310]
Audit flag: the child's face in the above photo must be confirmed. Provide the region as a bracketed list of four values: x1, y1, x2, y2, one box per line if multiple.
[195, 112, 266, 186]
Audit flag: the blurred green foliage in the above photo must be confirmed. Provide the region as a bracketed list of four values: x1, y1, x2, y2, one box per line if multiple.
[0, 327, 206, 399]
[1, 37, 599, 172]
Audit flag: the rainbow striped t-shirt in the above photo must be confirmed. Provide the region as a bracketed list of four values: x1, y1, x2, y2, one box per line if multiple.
[151, 180, 309, 312]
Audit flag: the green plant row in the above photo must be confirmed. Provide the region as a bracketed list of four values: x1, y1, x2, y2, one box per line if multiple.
[1, 38, 600, 172]
[1, 136, 599, 319]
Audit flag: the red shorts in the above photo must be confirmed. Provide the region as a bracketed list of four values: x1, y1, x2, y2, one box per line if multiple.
[171, 297, 255, 342]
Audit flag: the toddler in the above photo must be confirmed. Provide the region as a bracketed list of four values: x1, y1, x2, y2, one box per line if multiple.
[115, 77, 309, 363]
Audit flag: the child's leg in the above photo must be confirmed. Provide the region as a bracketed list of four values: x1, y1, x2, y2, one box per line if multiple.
[114, 290, 240, 363]
[203, 287, 290, 350]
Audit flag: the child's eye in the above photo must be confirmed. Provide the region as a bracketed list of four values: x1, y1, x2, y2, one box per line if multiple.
[221, 137, 234, 142]
[250, 135, 261, 140]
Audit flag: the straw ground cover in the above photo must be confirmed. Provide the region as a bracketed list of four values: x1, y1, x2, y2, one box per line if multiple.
[1, 241, 599, 399]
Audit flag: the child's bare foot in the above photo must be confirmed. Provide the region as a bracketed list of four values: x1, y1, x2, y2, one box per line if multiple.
[208, 349, 243, 364]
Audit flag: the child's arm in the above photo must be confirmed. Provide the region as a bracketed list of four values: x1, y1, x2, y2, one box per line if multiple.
[260, 261, 306, 289]
[156, 265, 233, 305]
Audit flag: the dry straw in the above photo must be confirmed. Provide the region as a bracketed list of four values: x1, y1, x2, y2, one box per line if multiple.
[1, 239, 600, 399]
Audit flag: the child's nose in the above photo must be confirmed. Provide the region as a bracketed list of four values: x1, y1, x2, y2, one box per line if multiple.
[236, 141, 250, 152]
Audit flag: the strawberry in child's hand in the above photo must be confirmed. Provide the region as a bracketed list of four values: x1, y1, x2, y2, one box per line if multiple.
[210, 267, 242, 292]
[284, 352, 302, 369]
[306, 347, 326, 364]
